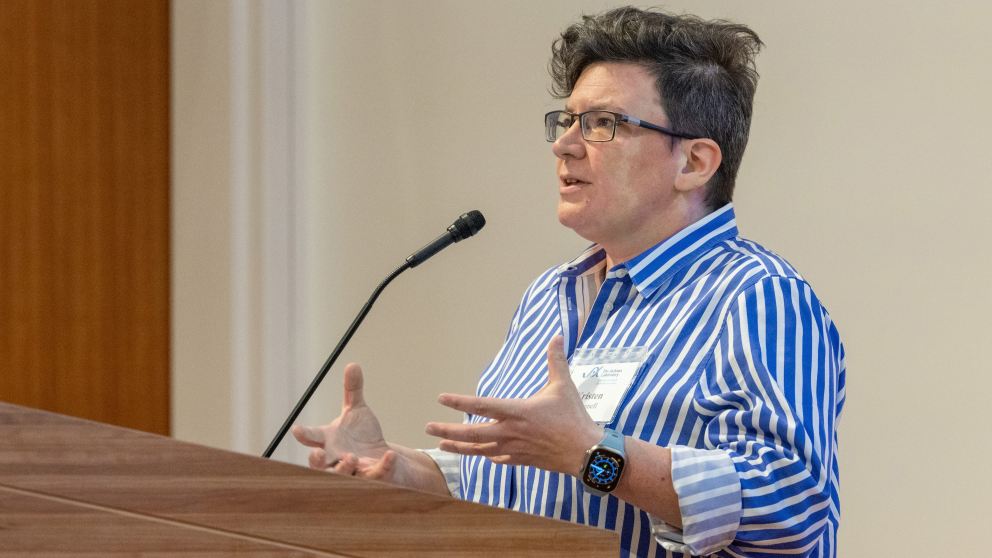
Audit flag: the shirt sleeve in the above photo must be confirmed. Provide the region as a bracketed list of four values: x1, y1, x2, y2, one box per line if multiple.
[650, 276, 844, 557]
[420, 448, 461, 498]
[650, 446, 743, 554]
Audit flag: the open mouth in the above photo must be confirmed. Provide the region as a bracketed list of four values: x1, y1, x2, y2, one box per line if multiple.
[561, 176, 589, 187]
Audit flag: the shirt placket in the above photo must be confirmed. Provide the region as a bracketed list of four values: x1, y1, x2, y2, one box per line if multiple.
[577, 268, 632, 349]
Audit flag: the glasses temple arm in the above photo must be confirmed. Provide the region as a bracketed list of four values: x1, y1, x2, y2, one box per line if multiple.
[622, 115, 699, 140]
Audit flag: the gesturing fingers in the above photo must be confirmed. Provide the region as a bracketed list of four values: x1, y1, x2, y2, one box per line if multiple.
[427, 420, 526, 461]
[425, 420, 504, 444]
[293, 425, 326, 448]
[332, 453, 359, 476]
[437, 393, 520, 420]
[437, 439, 501, 457]
[308, 447, 330, 470]
[364, 450, 398, 481]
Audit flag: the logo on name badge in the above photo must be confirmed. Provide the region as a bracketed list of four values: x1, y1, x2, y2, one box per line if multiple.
[583, 366, 602, 378]
[583, 366, 622, 379]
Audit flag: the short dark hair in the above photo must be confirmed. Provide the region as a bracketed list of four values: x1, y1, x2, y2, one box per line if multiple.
[550, 7, 763, 209]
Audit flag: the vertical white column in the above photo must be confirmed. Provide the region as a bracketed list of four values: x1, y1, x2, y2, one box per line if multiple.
[229, 0, 255, 455]
[289, 0, 328, 445]
[260, 0, 301, 464]
[228, 0, 311, 463]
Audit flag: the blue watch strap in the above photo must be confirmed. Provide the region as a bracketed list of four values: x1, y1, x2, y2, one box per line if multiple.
[600, 428, 625, 455]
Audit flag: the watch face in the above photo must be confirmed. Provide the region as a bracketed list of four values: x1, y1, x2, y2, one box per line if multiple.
[583, 448, 625, 493]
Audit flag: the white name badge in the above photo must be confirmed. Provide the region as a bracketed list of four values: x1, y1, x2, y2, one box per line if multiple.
[569, 346, 648, 425]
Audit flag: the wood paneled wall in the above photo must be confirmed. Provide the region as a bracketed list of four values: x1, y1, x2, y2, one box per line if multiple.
[0, 0, 171, 434]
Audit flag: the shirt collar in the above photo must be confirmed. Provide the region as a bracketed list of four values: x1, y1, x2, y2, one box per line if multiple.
[556, 243, 607, 277]
[557, 203, 739, 299]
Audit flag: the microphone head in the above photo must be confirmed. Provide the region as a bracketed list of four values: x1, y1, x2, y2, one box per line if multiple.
[448, 210, 486, 242]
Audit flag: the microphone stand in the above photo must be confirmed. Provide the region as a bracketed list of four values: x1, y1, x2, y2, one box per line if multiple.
[261, 210, 484, 458]
[262, 261, 411, 458]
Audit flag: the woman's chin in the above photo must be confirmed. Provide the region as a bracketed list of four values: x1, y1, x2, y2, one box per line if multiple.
[557, 205, 599, 242]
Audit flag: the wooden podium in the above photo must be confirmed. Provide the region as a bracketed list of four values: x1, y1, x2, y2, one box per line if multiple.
[0, 402, 618, 556]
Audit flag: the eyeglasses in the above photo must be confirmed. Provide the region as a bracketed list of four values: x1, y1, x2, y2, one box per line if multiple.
[544, 110, 700, 143]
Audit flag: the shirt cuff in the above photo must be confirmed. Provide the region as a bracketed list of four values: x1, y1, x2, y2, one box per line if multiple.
[649, 446, 742, 556]
[420, 448, 461, 498]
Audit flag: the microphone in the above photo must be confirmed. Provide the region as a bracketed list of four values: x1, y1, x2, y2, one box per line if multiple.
[262, 210, 486, 458]
[406, 210, 486, 268]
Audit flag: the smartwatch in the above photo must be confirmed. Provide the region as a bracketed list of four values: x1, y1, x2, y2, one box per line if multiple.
[580, 428, 627, 497]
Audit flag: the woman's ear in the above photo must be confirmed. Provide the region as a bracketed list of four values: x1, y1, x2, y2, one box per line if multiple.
[675, 138, 722, 193]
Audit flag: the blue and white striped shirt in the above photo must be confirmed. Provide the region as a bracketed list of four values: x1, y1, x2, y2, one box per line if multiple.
[426, 203, 845, 557]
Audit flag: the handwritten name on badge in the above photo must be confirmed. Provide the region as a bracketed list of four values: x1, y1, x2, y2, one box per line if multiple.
[569, 360, 642, 424]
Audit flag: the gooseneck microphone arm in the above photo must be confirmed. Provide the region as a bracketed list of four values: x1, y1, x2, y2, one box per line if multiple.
[261, 260, 410, 459]
[262, 210, 485, 458]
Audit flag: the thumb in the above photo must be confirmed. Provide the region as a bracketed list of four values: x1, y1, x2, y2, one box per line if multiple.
[545, 335, 571, 384]
[292, 424, 325, 448]
[343, 363, 366, 409]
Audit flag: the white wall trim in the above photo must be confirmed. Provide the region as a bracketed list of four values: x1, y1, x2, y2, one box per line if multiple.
[229, 0, 309, 463]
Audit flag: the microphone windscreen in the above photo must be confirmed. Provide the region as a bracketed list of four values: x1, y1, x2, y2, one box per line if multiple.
[450, 210, 486, 241]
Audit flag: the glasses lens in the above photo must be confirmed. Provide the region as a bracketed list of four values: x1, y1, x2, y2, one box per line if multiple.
[581, 112, 616, 141]
[545, 111, 574, 142]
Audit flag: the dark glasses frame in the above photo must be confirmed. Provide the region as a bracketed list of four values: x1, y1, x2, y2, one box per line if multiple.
[544, 110, 701, 142]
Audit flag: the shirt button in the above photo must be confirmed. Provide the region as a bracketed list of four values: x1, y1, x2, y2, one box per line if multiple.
[616, 269, 628, 278]
[603, 302, 614, 312]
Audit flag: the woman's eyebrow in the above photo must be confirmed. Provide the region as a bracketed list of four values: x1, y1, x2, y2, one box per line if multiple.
[563, 104, 626, 114]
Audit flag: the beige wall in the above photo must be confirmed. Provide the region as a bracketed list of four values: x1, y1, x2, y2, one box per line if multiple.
[172, 0, 233, 450]
[173, 1, 992, 554]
